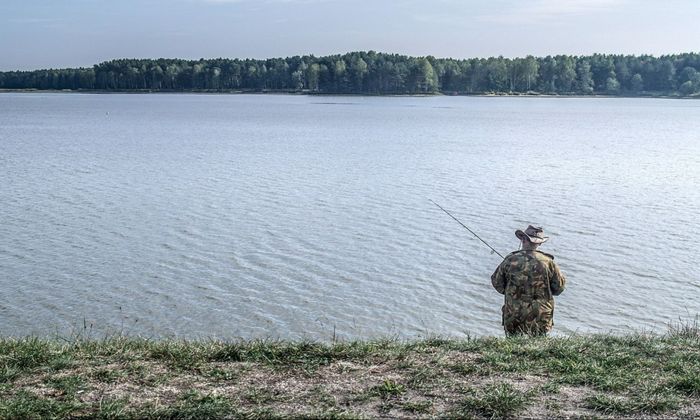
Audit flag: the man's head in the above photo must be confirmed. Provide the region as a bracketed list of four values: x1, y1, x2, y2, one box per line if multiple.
[515, 225, 549, 250]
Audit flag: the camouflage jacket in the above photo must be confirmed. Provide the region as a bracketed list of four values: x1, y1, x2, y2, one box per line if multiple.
[491, 250, 566, 333]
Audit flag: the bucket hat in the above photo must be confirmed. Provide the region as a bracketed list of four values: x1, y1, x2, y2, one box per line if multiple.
[515, 225, 549, 244]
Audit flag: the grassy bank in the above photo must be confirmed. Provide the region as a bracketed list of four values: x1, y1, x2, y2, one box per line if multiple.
[1, 324, 699, 419]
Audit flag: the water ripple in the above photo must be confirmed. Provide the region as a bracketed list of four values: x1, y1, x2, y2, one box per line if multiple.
[1, 93, 699, 339]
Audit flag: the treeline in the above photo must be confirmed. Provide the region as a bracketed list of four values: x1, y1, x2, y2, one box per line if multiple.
[2, 51, 700, 96]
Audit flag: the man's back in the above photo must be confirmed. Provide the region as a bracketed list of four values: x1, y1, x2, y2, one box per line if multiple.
[491, 249, 566, 335]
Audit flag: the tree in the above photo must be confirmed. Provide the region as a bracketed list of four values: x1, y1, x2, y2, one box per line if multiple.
[333, 59, 347, 91]
[244, 63, 259, 88]
[589, 54, 615, 91]
[520, 56, 538, 91]
[556, 56, 577, 92]
[4, 51, 700, 96]
[350, 56, 368, 91]
[679, 66, 698, 84]
[654, 59, 676, 91]
[413, 58, 438, 92]
[469, 59, 486, 92]
[291, 69, 304, 90]
[606, 75, 620, 93]
[678, 67, 700, 95]
[576, 60, 594, 93]
[485, 58, 508, 91]
[78, 68, 95, 89]
[538, 56, 558, 92]
[630, 73, 644, 93]
[208, 67, 221, 90]
[615, 58, 631, 89]
[306, 63, 320, 91]
[164, 64, 179, 89]
[440, 60, 462, 92]
[679, 81, 696, 95]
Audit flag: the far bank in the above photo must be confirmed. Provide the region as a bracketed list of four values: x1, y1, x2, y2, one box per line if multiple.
[2, 87, 700, 99]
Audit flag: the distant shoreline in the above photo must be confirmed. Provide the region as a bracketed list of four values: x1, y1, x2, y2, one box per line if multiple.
[4, 52, 700, 98]
[1, 88, 698, 100]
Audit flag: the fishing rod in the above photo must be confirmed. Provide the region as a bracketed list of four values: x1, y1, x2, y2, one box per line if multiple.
[429, 199, 505, 259]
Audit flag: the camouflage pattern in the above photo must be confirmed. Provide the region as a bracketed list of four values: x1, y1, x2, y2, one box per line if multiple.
[491, 250, 566, 336]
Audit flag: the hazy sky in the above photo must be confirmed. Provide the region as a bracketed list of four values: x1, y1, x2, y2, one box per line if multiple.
[1, 0, 699, 70]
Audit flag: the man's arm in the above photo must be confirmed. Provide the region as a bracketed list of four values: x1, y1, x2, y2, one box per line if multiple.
[549, 261, 566, 296]
[491, 262, 507, 295]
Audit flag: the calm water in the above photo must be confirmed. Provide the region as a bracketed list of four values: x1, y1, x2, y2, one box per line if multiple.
[1, 93, 699, 339]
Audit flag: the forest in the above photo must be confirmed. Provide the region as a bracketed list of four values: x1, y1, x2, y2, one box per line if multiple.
[2, 51, 700, 96]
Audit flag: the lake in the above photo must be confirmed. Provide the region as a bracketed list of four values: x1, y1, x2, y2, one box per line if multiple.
[1, 93, 698, 339]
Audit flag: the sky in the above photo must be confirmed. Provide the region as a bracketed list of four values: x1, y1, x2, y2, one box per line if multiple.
[1, 0, 699, 71]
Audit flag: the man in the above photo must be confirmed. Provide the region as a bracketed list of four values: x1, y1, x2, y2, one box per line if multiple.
[491, 225, 566, 336]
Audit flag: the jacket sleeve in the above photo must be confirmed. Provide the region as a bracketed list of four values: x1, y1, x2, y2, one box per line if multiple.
[549, 260, 566, 296]
[491, 262, 507, 295]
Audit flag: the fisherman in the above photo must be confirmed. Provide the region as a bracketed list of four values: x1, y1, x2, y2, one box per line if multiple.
[491, 225, 566, 336]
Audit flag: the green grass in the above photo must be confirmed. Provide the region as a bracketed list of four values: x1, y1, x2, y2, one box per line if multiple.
[94, 397, 130, 420]
[0, 390, 84, 419]
[584, 390, 681, 415]
[90, 367, 123, 383]
[46, 374, 87, 397]
[368, 379, 406, 399]
[143, 391, 235, 419]
[669, 371, 700, 396]
[539, 380, 560, 395]
[0, 324, 698, 418]
[456, 382, 532, 418]
[406, 365, 439, 389]
[0, 337, 69, 383]
[244, 387, 280, 405]
[203, 366, 241, 382]
[401, 399, 433, 414]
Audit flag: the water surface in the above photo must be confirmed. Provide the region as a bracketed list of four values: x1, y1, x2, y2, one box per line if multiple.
[1, 93, 698, 339]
